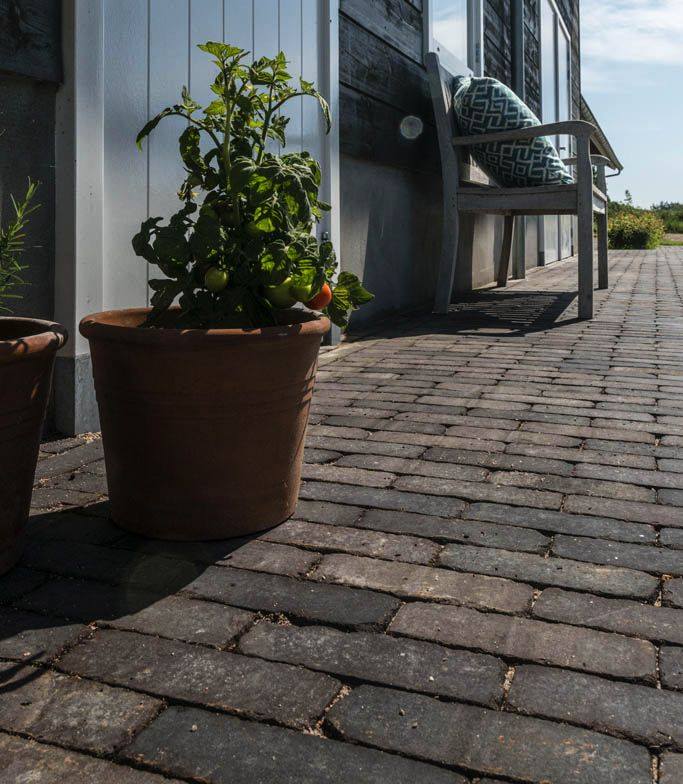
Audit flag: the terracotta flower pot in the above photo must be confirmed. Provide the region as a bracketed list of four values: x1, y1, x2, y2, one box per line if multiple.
[80, 308, 329, 540]
[0, 318, 68, 574]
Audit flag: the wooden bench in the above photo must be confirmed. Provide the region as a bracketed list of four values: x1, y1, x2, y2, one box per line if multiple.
[426, 52, 609, 320]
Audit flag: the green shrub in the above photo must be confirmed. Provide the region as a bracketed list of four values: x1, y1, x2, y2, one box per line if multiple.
[652, 202, 683, 234]
[608, 211, 665, 250]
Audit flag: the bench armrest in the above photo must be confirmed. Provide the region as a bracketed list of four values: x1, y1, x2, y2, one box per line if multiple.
[452, 120, 596, 147]
[563, 154, 613, 169]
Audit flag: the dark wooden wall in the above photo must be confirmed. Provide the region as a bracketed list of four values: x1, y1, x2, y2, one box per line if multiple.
[0, 0, 61, 322]
[339, 0, 582, 175]
[339, 0, 438, 175]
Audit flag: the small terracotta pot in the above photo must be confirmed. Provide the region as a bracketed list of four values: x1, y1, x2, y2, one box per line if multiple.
[0, 318, 68, 574]
[80, 308, 329, 540]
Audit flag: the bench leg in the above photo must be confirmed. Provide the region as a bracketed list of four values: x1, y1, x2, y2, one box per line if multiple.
[496, 215, 514, 287]
[434, 196, 460, 314]
[576, 138, 594, 320]
[597, 209, 609, 289]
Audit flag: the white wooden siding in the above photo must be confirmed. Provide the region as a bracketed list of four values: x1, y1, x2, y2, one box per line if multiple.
[100, 0, 335, 311]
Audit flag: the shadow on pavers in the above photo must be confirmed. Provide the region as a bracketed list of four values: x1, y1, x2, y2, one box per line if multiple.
[0, 502, 261, 689]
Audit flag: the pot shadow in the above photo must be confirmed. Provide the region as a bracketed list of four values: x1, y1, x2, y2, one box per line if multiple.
[0, 502, 263, 692]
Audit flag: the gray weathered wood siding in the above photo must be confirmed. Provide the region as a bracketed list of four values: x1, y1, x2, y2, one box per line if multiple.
[339, 0, 582, 324]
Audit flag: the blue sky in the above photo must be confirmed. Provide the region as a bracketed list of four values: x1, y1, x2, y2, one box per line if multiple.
[581, 0, 683, 207]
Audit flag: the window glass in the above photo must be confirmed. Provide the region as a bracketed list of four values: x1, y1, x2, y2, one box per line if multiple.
[432, 0, 468, 61]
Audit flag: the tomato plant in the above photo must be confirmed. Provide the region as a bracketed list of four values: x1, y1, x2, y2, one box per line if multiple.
[133, 42, 372, 329]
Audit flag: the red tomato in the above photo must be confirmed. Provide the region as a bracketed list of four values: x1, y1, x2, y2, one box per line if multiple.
[306, 283, 333, 310]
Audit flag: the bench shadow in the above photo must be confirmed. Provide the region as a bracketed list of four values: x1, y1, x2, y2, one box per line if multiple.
[350, 289, 581, 341]
[0, 502, 262, 691]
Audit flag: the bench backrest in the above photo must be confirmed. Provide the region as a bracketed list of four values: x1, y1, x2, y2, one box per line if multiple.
[425, 52, 470, 195]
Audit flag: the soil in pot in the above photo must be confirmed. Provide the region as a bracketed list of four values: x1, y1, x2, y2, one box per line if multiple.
[80, 308, 329, 541]
[0, 318, 68, 575]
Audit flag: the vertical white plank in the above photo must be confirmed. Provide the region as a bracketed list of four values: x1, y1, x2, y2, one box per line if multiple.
[225, 0, 253, 52]
[190, 0, 223, 106]
[301, 0, 323, 169]
[148, 0, 190, 303]
[279, 0, 303, 152]
[102, 0, 149, 310]
[253, 0, 279, 154]
[253, 0, 279, 58]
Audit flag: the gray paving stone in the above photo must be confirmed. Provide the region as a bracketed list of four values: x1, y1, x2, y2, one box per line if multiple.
[490, 468, 655, 502]
[0, 606, 84, 662]
[293, 499, 363, 525]
[662, 528, 683, 549]
[304, 448, 343, 463]
[39, 436, 87, 454]
[314, 554, 533, 614]
[390, 602, 656, 680]
[0, 566, 47, 603]
[124, 705, 464, 784]
[326, 685, 650, 784]
[20, 538, 203, 591]
[337, 452, 490, 482]
[59, 629, 340, 728]
[301, 462, 397, 488]
[0, 660, 161, 753]
[660, 488, 683, 507]
[465, 502, 657, 543]
[264, 519, 441, 564]
[0, 734, 181, 783]
[220, 540, 320, 576]
[184, 565, 400, 629]
[25, 511, 124, 545]
[506, 442, 658, 469]
[661, 647, 683, 691]
[564, 494, 683, 527]
[553, 534, 683, 576]
[424, 445, 575, 476]
[33, 439, 104, 481]
[105, 594, 255, 646]
[299, 480, 467, 517]
[394, 474, 563, 509]
[439, 543, 658, 599]
[533, 587, 683, 644]
[30, 482, 100, 510]
[240, 621, 505, 706]
[664, 578, 683, 608]
[508, 664, 683, 748]
[358, 508, 550, 553]
[661, 753, 683, 784]
[575, 462, 683, 489]
[306, 434, 428, 459]
[15, 576, 175, 624]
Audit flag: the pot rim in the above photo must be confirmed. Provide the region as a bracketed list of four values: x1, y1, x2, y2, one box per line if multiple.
[0, 317, 68, 366]
[79, 306, 331, 345]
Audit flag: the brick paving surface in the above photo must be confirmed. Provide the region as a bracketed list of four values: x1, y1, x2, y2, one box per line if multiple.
[2, 249, 683, 783]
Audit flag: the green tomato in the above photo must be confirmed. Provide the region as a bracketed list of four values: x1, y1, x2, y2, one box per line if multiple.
[204, 267, 229, 293]
[265, 277, 297, 308]
[290, 282, 314, 302]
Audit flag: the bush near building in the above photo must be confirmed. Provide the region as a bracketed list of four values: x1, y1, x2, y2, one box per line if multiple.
[608, 211, 665, 250]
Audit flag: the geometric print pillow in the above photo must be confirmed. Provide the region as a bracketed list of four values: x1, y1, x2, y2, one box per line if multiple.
[452, 76, 574, 188]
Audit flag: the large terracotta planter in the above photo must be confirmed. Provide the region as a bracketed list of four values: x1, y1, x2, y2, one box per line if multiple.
[80, 308, 329, 540]
[0, 318, 68, 574]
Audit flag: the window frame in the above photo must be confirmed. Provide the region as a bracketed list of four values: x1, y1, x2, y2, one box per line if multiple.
[424, 0, 484, 76]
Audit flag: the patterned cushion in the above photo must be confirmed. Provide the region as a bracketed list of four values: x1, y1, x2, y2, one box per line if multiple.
[452, 76, 574, 188]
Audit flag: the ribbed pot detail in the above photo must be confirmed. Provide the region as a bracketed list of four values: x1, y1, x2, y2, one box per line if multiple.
[80, 308, 329, 540]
